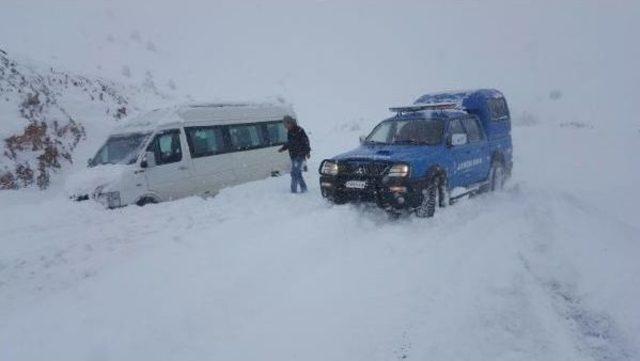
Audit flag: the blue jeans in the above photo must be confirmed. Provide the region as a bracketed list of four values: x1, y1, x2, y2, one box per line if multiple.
[290, 157, 307, 193]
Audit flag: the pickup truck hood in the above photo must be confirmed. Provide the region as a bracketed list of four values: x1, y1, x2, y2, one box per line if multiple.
[332, 144, 443, 163]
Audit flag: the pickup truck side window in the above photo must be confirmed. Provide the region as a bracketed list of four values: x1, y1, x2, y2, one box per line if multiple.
[149, 129, 183, 165]
[449, 119, 466, 135]
[490, 98, 509, 121]
[462, 117, 483, 142]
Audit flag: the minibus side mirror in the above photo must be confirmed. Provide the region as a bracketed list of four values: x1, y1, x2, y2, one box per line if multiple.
[141, 151, 156, 168]
[359, 135, 367, 144]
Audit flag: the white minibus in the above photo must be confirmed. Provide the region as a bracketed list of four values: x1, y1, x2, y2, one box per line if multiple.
[68, 102, 294, 208]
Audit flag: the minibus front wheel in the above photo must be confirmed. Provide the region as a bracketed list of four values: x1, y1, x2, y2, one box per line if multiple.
[136, 196, 159, 207]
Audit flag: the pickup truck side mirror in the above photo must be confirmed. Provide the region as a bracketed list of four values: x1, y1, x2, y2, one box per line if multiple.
[141, 151, 156, 168]
[359, 135, 367, 144]
[449, 133, 468, 147]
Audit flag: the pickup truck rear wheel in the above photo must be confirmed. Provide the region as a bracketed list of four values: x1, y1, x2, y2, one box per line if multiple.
[489, 161, 506, 191]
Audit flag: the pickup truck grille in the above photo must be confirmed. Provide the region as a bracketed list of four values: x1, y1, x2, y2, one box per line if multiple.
[339, 160, 389, 177]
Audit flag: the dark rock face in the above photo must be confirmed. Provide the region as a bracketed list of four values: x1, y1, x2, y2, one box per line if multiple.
[0, 51, 132, 189]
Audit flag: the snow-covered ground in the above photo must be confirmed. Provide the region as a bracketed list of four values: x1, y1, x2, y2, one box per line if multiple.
[1, 123, 638, 361]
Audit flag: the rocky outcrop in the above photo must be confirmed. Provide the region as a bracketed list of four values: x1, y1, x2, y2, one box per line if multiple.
[0, 50, 136, 189]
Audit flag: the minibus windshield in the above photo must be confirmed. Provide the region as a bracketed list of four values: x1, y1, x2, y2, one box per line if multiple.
[90, 132, 151, 167]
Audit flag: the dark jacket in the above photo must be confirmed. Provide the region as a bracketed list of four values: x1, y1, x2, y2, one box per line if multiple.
[280, 125, 310, 159]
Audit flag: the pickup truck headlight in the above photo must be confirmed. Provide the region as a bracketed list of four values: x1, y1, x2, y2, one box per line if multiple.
[320, 160, 339, 175]
[387, 163, 410, 177]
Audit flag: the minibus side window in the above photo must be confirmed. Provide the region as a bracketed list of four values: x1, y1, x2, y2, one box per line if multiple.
[149, 129, 183, 165]
[185, 126, 226, 158]
[228, 124, 264, 150]
[264, 121, 287, 145]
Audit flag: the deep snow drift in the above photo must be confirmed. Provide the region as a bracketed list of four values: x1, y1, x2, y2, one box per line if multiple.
[1, 123, 638, 361]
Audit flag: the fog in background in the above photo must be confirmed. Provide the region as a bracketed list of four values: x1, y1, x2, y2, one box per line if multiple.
[2, 0, 638, 130]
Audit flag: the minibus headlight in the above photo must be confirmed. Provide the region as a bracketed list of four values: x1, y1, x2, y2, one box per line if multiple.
[97, 191, 121, 208]
[387, 164, 410, 177]
[320, 160, 339, 175]
[106, 191, 121, 208]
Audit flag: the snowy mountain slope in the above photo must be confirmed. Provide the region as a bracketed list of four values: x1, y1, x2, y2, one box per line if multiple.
[0, 50, 175, 190]
[1, 123, 638, 361]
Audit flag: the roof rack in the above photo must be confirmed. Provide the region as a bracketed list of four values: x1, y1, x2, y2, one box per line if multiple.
[389, 102, 459, 113]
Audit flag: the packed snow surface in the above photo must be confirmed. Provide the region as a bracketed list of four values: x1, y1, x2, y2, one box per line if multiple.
[1, 124, 638, 361]
[64, 164, 131, 197]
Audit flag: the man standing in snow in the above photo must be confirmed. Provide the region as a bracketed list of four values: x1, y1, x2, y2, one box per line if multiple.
[279, 116, 310, 193]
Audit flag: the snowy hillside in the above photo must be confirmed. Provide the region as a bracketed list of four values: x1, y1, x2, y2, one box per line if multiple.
[0, 50, 174, 190]
[1, 1, 639, 360]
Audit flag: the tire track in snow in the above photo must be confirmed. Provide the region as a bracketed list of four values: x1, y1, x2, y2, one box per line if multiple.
[520, 254, 635, 361]
[517, 195, 637, 361]
[386, 186, 569, 361]
[387, 186, 637, 361]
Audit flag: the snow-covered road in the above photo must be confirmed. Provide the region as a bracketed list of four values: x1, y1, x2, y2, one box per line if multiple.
[1, 125, 639, 361]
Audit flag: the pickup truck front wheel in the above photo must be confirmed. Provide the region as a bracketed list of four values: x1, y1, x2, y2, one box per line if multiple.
[415, 176, 447, 218]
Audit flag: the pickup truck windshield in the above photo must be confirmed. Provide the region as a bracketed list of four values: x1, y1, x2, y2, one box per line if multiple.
[366, 118, 444, 145]
[90, 132, 151, 167]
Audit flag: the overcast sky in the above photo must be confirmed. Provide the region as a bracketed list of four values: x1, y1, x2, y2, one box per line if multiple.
[2, 0, 638, 128]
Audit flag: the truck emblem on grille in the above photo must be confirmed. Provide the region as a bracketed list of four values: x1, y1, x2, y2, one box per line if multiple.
[355, 166, 366, 175]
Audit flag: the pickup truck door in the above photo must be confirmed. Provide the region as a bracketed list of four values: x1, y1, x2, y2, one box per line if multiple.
[460, 117, 491, 184]
[447, 119, 475, 188]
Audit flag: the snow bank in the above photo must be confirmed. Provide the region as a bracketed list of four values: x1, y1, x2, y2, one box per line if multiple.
[1, 124, 638, 361]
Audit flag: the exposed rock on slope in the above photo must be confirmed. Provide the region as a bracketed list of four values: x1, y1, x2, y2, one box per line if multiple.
[0, 50, 165, 189]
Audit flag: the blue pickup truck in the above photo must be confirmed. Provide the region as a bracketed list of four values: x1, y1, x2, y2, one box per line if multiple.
[319, 89, 513, 217]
